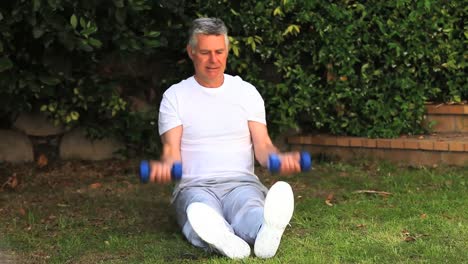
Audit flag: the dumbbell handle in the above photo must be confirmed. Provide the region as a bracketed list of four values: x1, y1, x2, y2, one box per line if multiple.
[268, 151, 312, 173]
[139, 160, 182, 183]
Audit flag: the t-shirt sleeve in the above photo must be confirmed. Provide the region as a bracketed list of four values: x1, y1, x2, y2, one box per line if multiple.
[158, 91, 182, 135]
[245, 83, 266, 125]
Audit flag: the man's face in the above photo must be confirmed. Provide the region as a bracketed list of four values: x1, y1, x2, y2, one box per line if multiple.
[187, 34, 228, 88]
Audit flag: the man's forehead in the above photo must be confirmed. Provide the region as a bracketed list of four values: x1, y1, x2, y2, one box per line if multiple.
[196, 34, 226, 48]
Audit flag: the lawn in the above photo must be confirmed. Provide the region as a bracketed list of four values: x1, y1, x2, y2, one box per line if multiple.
[0, 159, 467, 263]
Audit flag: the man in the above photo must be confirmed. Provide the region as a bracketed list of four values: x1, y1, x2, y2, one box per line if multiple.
[148, 17, 302, 259]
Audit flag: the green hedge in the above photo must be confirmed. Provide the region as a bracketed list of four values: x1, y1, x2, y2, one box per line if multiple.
[0, 0, 466, 155]
[200, 0, 466, 137]
[0, 0, 188, 156]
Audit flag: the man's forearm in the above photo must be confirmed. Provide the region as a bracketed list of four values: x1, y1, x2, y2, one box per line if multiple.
[254, 143, 279, 167]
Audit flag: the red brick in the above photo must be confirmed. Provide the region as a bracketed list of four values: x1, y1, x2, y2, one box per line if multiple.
[349, 137, 363, 147]
[390, 139, 405, 149]
[449, 142, 464, 152]
[427, 115, 456, 133]
[376, 139, 391, 149]
[287, 136, 303, 144]
[453, 116, 467, 133]
[309, 136, 325, 145]
[323, 136, 337, 146]
[447, 105, 464, 114]
[362, 139, 377, 148]
[404, 140, 419, 150]
[462, 116, 468, 132]
[433, 141, 449, 151]
[425, 105, 440, 114]
[336, 137, 350, 147]
[426, 104, 465, 114]
[419, 141, 434, 150]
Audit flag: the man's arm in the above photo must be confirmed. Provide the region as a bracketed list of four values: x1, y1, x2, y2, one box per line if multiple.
[248, 121, 300, 174]
[149, 125, 182, 183]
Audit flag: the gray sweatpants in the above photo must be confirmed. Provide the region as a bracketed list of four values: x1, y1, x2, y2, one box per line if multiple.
[172, 176, 269, 248]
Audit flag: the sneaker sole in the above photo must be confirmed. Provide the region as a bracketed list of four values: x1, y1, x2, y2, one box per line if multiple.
[254, 181, 294, 258]
[187, 202, 251, 259]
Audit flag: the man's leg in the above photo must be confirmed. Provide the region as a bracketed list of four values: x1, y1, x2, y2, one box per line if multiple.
[222, 184, 266, 245]
[173, 187, 250, 259]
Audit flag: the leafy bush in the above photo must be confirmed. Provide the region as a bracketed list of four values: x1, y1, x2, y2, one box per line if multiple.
[0, 0, 188, 156]
[191, 0, 466, 137]
[0, 0, 466, 156]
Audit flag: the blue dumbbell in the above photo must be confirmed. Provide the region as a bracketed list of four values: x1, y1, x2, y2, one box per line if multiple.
[139, 160, 182, 183]
[268, 151, 312, 173]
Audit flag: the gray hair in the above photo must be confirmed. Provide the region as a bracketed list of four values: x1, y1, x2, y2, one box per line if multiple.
[188, 18, 229, 50]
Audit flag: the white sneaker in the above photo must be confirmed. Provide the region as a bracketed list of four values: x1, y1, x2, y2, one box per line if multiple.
[187, 202, 251, 259]
[254, 181, 294, 258]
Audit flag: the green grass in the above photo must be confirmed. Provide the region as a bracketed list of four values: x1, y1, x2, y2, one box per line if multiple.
[0, 160, 467, 263]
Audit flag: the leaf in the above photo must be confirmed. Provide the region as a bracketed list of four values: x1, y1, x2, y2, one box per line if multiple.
[424, 0, 431, 9]
[283, 24, 300, 36]
[88, 37, 102, 48]
[80, 17, 86, 28]
[325, 192, 334, 206]
[80, 27, 97, 37]
[246, 36, 256, 51]
[452, 95, 461, 103]
[145, 31, 160, 38]
[0, 57, 13, 72]
[1, 173, 19, 191]
[273, 7, 284, 17]
[231, 45, 240, 57]
[70, 14, 78, 29]
[89, 182, 102, 189]
[230, 8, 240, 16]
[18, 208, 26, 216]
[70, 111, 80, 121]
[0, 41, 3, 53]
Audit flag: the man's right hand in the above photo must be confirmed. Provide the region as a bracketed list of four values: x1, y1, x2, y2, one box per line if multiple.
[149, 161, 174, 184]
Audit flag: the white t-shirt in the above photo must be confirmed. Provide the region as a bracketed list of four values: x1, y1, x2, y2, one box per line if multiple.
[158, 74, 266, 184]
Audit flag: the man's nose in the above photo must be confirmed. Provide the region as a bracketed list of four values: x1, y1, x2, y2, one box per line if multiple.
[209, 52, 216, 62]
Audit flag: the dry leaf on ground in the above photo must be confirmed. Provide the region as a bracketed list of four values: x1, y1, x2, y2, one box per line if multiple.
[325, 192, 334, 206]
[89, 182, 102, 189]
[1, 174, 19, 191]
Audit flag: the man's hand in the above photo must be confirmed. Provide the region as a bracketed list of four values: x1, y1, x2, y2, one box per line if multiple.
[148, 125, 182, 184]
[149, 161, 174, 184]
[277, 152, 302, 175]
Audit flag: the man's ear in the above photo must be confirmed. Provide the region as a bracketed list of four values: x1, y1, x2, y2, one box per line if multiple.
[186, 45, 193, 60]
